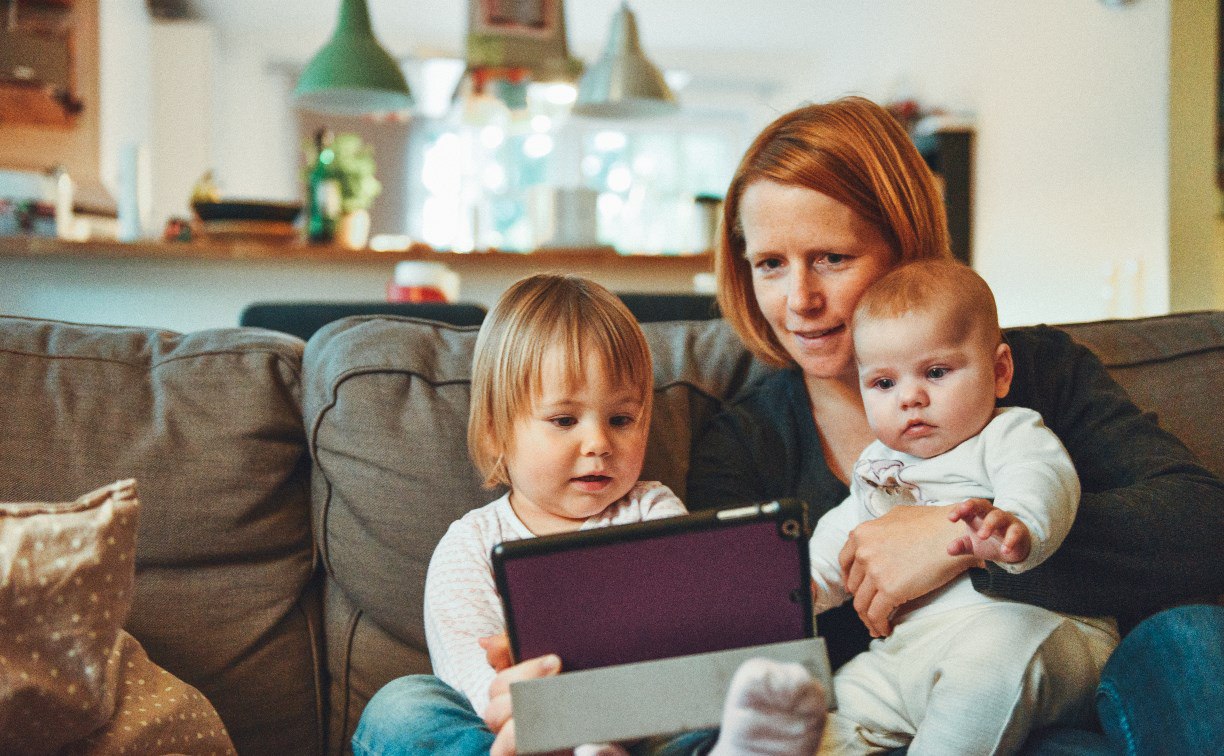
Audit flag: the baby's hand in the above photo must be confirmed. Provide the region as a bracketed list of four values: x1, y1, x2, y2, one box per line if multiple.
[946, 498, 1031, 564]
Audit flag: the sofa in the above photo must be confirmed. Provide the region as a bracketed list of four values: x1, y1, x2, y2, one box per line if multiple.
[1, 308, 1221, 755]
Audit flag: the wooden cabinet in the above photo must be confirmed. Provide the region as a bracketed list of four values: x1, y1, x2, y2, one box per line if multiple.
[0, 0, 83, 128]
[916, 128, 974, 265]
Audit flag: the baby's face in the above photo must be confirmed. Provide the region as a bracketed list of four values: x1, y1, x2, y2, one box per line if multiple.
[854, 312, 1011, 458]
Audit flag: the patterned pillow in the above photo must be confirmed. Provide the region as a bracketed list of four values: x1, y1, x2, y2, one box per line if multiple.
[0, 480, 234, 755]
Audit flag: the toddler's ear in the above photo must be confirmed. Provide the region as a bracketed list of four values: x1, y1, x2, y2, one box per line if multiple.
[993, 342, 1014, 398]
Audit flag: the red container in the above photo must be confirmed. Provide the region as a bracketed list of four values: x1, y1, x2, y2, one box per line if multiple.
[387, 261, 458, 303]
[386, 282, 447, 303]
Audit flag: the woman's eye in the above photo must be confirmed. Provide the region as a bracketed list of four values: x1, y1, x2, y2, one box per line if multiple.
[824, 253, 848, 266]
[752, 257, 783, 273]
[550, 416, 577, 428]
[927, 367, 949, 380]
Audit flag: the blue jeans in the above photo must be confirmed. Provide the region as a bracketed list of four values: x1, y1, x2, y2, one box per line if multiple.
[352, 675, 494, 756]
[351, 674, 717, 755]
[356, 606, 1224, 755]
[1022, 603, 1224, 756]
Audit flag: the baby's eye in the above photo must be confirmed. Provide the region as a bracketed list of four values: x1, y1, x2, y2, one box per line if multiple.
[610, 414, 636, 428]
[926, 367, 949, 380]
[550, 416, 577, 428]
[872, 377, 895, 390]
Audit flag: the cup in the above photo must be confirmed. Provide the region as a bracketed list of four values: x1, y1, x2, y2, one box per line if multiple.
[387, 261, 460, 303]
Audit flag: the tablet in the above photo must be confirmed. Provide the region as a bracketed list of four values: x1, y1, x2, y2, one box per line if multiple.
[492, 499, 813, 672]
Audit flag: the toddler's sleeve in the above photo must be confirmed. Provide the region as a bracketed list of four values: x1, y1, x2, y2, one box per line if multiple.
[637, 481, 689, 520]
[423, 519, 506, 716]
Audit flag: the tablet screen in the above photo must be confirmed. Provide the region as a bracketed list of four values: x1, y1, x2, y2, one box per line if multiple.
[493, 500, 813, 671]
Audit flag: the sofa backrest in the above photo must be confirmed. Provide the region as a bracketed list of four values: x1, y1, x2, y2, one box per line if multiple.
[7, 308, 1215, 756]
[1056, 311, 1224, 479]
[0, 316, 323, 756]
[304, 309, 1224, 752]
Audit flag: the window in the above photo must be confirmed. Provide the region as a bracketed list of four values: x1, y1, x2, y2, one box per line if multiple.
[406, 76, 750, 254]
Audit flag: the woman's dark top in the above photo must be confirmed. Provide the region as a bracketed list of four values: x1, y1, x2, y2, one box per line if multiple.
[686, 325, 1224, 670]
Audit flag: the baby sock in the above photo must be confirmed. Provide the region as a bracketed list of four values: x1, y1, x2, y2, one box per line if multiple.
[709, 657, 827, 756]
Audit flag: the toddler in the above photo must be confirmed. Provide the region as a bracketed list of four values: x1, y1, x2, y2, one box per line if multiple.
[424, 273, 826, 755]
[809, 260, 1120, 755]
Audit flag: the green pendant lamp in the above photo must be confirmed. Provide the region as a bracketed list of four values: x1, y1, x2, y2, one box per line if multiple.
[572, 2, 677, 118]
[294, 0, 413, 116]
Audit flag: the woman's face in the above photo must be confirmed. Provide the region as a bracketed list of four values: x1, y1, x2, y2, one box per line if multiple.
[740, 181, 897, 382]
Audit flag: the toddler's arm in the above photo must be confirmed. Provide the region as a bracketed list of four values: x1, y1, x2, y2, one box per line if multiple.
[947, 499, 1031, 563]
[423, 519, 507, 715]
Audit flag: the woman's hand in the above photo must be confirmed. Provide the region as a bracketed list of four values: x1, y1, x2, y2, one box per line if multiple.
[838, 503, 983, 637]
[479, 634, 561, 756]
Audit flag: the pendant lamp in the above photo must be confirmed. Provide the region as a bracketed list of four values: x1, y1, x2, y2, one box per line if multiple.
[294, 0, 413, 116]
[572, 2, 677, 118]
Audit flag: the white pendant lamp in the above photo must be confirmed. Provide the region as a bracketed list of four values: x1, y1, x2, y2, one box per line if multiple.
[572, 2, 677, 118]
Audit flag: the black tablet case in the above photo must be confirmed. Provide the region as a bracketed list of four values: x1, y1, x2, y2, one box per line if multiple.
[493, 499, 813, 671]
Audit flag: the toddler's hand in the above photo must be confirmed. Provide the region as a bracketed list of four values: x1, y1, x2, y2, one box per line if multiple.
[479, 633, 513, 671]
[484, 652, 562, 756]
[947, 498, 1031, 564]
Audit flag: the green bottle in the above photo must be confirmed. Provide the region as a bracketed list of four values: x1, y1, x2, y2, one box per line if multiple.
[307, 129, 341, 243]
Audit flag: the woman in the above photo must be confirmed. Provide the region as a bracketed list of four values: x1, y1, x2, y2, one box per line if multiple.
[686, 96, 1224, 753]
[356, 97, 1224, 755]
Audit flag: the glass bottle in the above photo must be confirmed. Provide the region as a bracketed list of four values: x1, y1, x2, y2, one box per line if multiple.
[307, 129, 341, 243]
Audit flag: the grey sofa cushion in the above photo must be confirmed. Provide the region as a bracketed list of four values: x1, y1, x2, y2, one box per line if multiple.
[303, 314, 765, 751]
[0, 316, 322, 756]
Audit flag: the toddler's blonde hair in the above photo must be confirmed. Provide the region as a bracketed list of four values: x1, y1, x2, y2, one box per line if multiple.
[468, 273, 654, 488]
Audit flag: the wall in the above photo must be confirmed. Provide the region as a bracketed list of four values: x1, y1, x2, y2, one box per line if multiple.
[2, 0, 1220, 331]
[199, 0, 1193, 328]
[149, 20, 214, 229]
[97, 0, 152, 216]
[1169, 0, 1224, 311]
[781, 0, 1174, 325]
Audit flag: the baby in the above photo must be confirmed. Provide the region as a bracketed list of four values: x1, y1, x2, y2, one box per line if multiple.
[809, 260, 1120, 755]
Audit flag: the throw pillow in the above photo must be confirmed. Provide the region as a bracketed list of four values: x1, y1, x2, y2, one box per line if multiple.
[0, 480, 234, 755]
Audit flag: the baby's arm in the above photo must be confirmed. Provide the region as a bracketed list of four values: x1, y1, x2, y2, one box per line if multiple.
[968, 407, 1081, 573]
[947, 499, 1031, 563]
[423, 519, 508, 716]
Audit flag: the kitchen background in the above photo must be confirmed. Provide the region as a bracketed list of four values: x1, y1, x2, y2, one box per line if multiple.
[0, 0, 1220, 333]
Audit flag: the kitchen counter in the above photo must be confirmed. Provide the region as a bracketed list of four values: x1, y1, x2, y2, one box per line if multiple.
[0, 235, 711, 269]
[0, 236, 714, 332]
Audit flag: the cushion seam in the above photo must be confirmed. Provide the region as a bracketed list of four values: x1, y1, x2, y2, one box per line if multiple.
[0, 347, 305, 382]
[340, 607, 362, 755]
